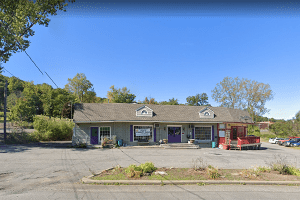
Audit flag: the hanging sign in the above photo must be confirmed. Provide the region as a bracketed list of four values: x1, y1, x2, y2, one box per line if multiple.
[135, 128, 151, 136]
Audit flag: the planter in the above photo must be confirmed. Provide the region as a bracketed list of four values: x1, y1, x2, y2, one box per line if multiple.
[163, 139, 168, 144]
[189, 139, 195, 144]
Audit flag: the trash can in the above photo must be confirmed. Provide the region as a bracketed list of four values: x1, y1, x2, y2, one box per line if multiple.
[212, 142, 216, 148]
[118, 139, 123, 146]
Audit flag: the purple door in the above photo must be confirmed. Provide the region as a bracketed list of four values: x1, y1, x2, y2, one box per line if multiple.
[168, 127, 181, 143]
[90, 127, 99, 144]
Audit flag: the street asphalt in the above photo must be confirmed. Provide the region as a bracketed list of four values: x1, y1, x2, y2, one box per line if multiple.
[0, 141, 300, 199]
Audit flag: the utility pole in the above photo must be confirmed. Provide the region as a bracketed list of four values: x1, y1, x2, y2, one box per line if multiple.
[4, 80, 7, 143]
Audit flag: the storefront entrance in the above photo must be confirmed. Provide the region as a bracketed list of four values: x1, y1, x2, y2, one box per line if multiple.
[168, 127, 181, 143]
[90, 127, 99, 144]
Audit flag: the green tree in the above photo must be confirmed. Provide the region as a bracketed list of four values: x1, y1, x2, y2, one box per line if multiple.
[160, 98, 179, 105]
[82, 90, 97, 103]
[8, 76, 25, 95]
[0, 0, 75, 64]
[22, 81, 44, 115]
[212, 76, 273, 120]
[7, 91, 23, 110]
[65, 73, 94, 103]
[0, 74, 9, 109]
[107, 85, 136, 103]
[142, 97, 158, 104]
[186, 93, 210, 106]
[243, 79, 273, 121]
[9, 97, 35, 122]
[296, 110, 300, 122]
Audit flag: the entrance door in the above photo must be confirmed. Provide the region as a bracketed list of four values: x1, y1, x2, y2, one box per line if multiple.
[90, 127, 99, 144]
[168, 127, 181, 143]
[232, 128, 237, 140]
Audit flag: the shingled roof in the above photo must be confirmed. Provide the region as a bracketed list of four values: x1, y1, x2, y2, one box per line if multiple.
[73, 103, 253, 124]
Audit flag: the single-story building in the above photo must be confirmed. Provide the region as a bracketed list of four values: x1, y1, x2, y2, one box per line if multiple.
[72, 103, 254, 148]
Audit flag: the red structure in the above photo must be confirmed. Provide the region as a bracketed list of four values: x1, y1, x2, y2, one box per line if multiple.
[217, 122, 261, 150]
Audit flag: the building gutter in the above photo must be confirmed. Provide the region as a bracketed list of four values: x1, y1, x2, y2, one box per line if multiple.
[74, 120, 226, 124]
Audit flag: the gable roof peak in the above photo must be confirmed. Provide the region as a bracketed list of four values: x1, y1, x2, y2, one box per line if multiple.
[136, 105, 153, 111]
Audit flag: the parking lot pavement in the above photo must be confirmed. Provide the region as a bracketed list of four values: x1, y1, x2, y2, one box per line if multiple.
[0, 141, 299, 196]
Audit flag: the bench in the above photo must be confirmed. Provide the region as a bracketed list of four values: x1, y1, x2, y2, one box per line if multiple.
[137, 139, 149, 146]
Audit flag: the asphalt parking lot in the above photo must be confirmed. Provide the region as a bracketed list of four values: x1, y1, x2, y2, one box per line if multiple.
[0, 141, 299, 197]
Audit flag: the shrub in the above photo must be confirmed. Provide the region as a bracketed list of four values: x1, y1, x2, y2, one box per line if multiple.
[32, 115, 74, 141]
[140, 162, 157, 173]
[206, 165, 220, 179]
[125, 164, 142, 178]
[125, 162, 157, 178]
[192, 157, 207, 171]
[267, 154, 300, 176]
[5, 129, 38, 144]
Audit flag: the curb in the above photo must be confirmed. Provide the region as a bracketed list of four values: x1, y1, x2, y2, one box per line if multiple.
[81, 177, 300, 186]
[82, 168, 300, 186]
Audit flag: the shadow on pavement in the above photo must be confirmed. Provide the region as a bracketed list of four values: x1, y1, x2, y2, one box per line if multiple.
[0, 141, 109, 153]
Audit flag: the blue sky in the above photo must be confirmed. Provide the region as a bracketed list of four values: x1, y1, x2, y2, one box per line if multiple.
[2, 0, 300, 120]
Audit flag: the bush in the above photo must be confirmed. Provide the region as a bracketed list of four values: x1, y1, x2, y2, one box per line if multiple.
[5, 131, 38, 144]
[267, 154, 300, 176]
[125, 162, 157, 178]
[32, 115, 74, 141]
[247, 125, 261, 136]
[125, 164, 142, 178]
[206, 165, 220, 179]
[140, 162, 157, 173]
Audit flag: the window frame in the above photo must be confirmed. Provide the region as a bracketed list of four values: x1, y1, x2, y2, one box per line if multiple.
[194, 125, 212, 141]
[141, 110, 148, 114]
[133, 125, 154, 142]
[99, 126, 111, 143]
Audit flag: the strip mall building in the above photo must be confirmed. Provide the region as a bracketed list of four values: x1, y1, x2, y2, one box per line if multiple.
[72, 103, 254, 149]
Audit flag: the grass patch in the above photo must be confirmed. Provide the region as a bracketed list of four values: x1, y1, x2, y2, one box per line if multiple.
[91, 165, 300, 182]
[5, 131, 38, 144]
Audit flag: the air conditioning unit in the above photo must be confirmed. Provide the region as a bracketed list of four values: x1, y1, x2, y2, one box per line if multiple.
[154, 123, 160, 128]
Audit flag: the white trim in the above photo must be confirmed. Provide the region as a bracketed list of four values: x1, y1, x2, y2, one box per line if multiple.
[194, 125, 213, 141]
[136, 105, 153, 111]
[99, 126, 111, 143]
[133, 125, 154, 142]
[167, 125, 182, 143]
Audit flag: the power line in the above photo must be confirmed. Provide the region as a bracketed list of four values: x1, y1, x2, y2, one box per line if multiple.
[24, 50, 44, 75]
[45, 71, 58, 88]
[2, 67, 15, 77]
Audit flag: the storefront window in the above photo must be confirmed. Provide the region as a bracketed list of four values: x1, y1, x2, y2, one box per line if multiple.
[100, 127, 111, 139]
[195, 126, 211, 140]
[134, 126, 152, 141]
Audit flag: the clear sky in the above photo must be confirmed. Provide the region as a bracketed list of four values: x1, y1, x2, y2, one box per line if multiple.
[2, 0, 300, 120]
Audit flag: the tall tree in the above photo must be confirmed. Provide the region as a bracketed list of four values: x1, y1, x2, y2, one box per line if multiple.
[142, 97, 158, 104]
[186, 93, 210, 106]
[160, 98, 179, 105]
[0, 0, 75, 64]
[107, 85, 136, 103]
[65, 73, 94, 103]
[243, 79, 273, 120]
[296, 110, 300, 122]
[212, 76, 273, 120]
[211, 77, 245, 109]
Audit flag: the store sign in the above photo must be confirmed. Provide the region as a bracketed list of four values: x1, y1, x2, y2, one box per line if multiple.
[135, 128, 151, 136]
[227, 123, 248, 129]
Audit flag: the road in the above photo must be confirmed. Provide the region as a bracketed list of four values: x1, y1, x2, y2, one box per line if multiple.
[0, 142, 299, 199]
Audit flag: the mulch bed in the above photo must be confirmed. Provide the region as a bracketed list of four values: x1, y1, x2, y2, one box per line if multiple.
[92, 167, 300, 181]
